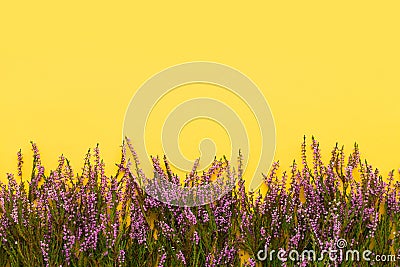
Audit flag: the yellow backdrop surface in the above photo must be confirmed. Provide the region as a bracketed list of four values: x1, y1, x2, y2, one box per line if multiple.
[0, 1, 399, 183]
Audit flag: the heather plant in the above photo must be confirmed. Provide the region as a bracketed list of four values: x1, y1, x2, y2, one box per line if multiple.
[0, 137, 399, 266]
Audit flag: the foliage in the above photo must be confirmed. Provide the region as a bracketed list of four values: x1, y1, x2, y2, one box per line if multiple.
[0, 137, 399, 266]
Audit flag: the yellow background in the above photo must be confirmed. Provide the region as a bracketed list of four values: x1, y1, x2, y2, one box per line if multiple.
[0, 1, 399, 182]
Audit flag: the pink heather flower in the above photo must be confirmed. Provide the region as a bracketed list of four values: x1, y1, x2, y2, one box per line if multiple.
[176, 250, 186, 265]
[193, 231, 200, 245]
[118, 250, 125, 267]
[17, 150, 23, 178]
[184, 208, 197, 225]
[245, 258, 256, 267]
[129, 200, 148, 244]
[158, 221, 175, 239]
[299, 260, 309, 267]
[40, 240, 49, 267]
[158, 252, 167, 267]
[260, 226, 266, 237]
